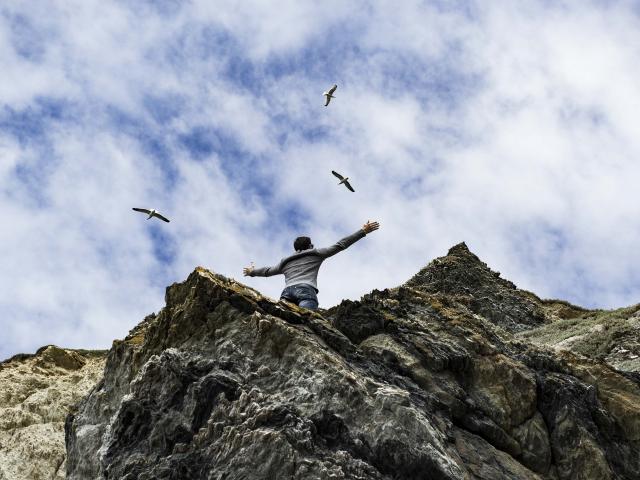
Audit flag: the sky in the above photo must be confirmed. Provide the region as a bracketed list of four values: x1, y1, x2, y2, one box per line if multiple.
[2, 0, 640, 360]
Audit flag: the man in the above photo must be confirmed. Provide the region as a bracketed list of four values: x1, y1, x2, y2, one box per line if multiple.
[243, 220, 380, 310]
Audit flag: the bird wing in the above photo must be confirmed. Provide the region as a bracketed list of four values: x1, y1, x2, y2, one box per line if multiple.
[324, 95, 331, 106]
[153, 212, 170, 223]
[328, 84, 337, 94]
[331, 170, 344, 180]
[344, 180, 355, 192]
[133, 208, 151, 214]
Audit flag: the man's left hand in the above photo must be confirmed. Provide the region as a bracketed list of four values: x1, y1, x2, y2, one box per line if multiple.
[362, 220, 380, 234]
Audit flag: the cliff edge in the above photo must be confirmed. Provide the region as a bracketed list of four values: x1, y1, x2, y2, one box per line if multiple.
[64, 245, 640, 479]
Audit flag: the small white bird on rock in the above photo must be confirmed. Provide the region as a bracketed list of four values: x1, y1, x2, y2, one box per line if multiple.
[323, 84, 337, 106]
[132, 208, 170, 223]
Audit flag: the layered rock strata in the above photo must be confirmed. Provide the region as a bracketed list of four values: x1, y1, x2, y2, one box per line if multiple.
[65, 245, 640, 479]
[0, 346, 106, 480]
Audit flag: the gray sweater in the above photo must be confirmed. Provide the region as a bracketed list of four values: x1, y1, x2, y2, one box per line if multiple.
[248, 229, 367, 291]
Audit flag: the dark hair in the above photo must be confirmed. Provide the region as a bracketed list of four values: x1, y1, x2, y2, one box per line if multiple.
[294, 236, 312, 251]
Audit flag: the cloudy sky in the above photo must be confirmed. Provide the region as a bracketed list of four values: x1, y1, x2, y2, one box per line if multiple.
[2, 0, 640, 360]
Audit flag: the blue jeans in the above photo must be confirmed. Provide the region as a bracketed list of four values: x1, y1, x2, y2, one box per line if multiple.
[280, 284, 319, 310]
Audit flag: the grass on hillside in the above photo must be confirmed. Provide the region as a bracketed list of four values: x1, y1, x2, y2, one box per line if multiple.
[518, 304, 640, 361]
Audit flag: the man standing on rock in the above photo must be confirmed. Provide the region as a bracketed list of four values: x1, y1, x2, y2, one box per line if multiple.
[243, 221, 380, 310]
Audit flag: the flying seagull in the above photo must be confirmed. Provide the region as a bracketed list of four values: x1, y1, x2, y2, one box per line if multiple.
[132, 208, 170, 223]
[323, 84, 337, 106]
[331, 170, 355, 192]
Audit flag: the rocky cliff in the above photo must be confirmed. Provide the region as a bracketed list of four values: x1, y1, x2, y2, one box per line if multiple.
[65, 243, 640, 479]
[0, 346, 106, 480]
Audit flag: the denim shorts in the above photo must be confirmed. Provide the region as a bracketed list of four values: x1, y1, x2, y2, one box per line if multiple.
[280, 283, 319, 310]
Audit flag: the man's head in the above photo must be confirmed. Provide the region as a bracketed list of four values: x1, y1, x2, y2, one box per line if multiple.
[294, 236, 313, 252]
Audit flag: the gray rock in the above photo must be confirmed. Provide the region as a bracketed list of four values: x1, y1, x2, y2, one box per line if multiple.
[405, 242, 548, 332]
[65, 251, 640, 479]
[511, 412, 551, 474]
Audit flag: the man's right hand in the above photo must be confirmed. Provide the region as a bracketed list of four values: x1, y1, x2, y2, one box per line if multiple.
[243, 262, 255, 276]
[362, 220, 380, 234]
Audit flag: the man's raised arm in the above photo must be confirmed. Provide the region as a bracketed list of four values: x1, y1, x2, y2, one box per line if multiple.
[243, 260, 284, 277]
[316, 220, 380, 259]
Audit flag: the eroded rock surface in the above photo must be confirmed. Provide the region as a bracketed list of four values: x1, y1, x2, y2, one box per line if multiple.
[0, 346, 106, 480]
[405, 242, 549, 333]
[66, 247, 640, 479]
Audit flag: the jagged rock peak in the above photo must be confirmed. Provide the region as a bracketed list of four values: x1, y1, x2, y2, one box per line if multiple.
[66, 266, 640, 480]
[447, 241, 473, 257]
[405, 243, 547, 332]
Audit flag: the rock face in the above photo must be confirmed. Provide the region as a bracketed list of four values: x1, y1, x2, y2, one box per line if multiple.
[66, 246, 640, 479]
[520, 303, 640, 372]
[405, 243, 548, 332]
[0, 346, 106, 480]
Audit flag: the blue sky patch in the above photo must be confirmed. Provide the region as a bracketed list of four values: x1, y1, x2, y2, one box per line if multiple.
[106, 106, 179, 189]
[148, 222, 177, 266]
[0, 97, 70, 145]
[8, 13, 46, 62]
[143, 94, 185, 124]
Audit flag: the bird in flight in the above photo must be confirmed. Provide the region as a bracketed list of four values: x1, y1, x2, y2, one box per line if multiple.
[323, 84, 337, 106]
[331, 170, 355, 192]
[132, 208, 170, 223]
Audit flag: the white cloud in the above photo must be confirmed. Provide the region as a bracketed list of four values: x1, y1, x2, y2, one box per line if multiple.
[2, 1, 640, 360]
